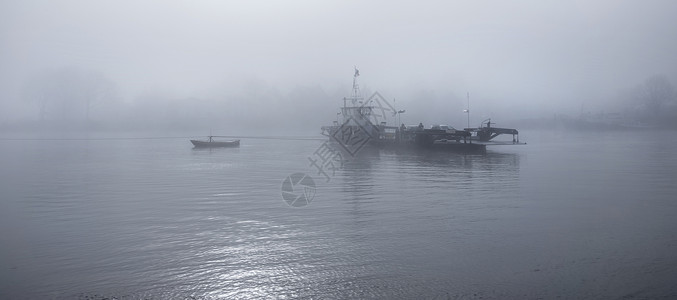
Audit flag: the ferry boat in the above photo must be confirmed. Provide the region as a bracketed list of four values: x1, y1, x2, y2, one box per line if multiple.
[321, 70, 521, 154]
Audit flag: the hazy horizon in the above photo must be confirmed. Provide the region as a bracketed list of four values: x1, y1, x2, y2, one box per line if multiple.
[2, 0, 677, 132]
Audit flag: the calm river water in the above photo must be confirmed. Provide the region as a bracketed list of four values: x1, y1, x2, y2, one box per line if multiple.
[1, 130, 676, 299]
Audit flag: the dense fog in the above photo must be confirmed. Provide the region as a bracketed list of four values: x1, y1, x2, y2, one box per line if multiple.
[2, 0, 677, 134]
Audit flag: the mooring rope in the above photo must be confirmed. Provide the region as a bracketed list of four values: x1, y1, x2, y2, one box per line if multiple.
[0, 135, 326, 141]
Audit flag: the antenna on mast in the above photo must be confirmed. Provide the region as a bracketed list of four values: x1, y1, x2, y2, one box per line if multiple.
[466, 92, 470, 129]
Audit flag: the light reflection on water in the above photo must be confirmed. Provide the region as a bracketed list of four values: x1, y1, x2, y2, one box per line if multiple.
[1, 130, 676, 299]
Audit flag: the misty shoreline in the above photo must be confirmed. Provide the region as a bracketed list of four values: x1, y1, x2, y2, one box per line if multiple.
[3, 116, 676, 136]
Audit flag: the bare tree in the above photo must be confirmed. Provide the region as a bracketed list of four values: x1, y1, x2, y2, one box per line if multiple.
[22, 67, 118, 123]
[80, 70, 117, 121]
[641, 75, 675, 117]
[22, 72, 51, 122]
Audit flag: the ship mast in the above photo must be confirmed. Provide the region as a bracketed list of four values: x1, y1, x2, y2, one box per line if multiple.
[343, 67, 362, 108]
[351, 67, 361, 106]
[341, 67, 365, 123]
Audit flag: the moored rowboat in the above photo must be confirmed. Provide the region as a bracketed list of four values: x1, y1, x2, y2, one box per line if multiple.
[190, 136, 240, 148]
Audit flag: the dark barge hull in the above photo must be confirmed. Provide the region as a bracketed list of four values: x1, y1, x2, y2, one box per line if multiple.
[326, 126, 487, 154]
[411, 128, 485, 153]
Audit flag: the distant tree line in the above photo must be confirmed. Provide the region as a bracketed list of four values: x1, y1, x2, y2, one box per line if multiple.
[22, 67, 118, 124]
[17, 67, 677, 132]
[17, 67, 337, 133]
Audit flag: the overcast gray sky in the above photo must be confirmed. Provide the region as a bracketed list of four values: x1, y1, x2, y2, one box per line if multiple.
[2, 0, 677, 126]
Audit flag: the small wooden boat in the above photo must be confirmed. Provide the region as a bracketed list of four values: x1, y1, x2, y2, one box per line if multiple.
[190, 136, 240, 148]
